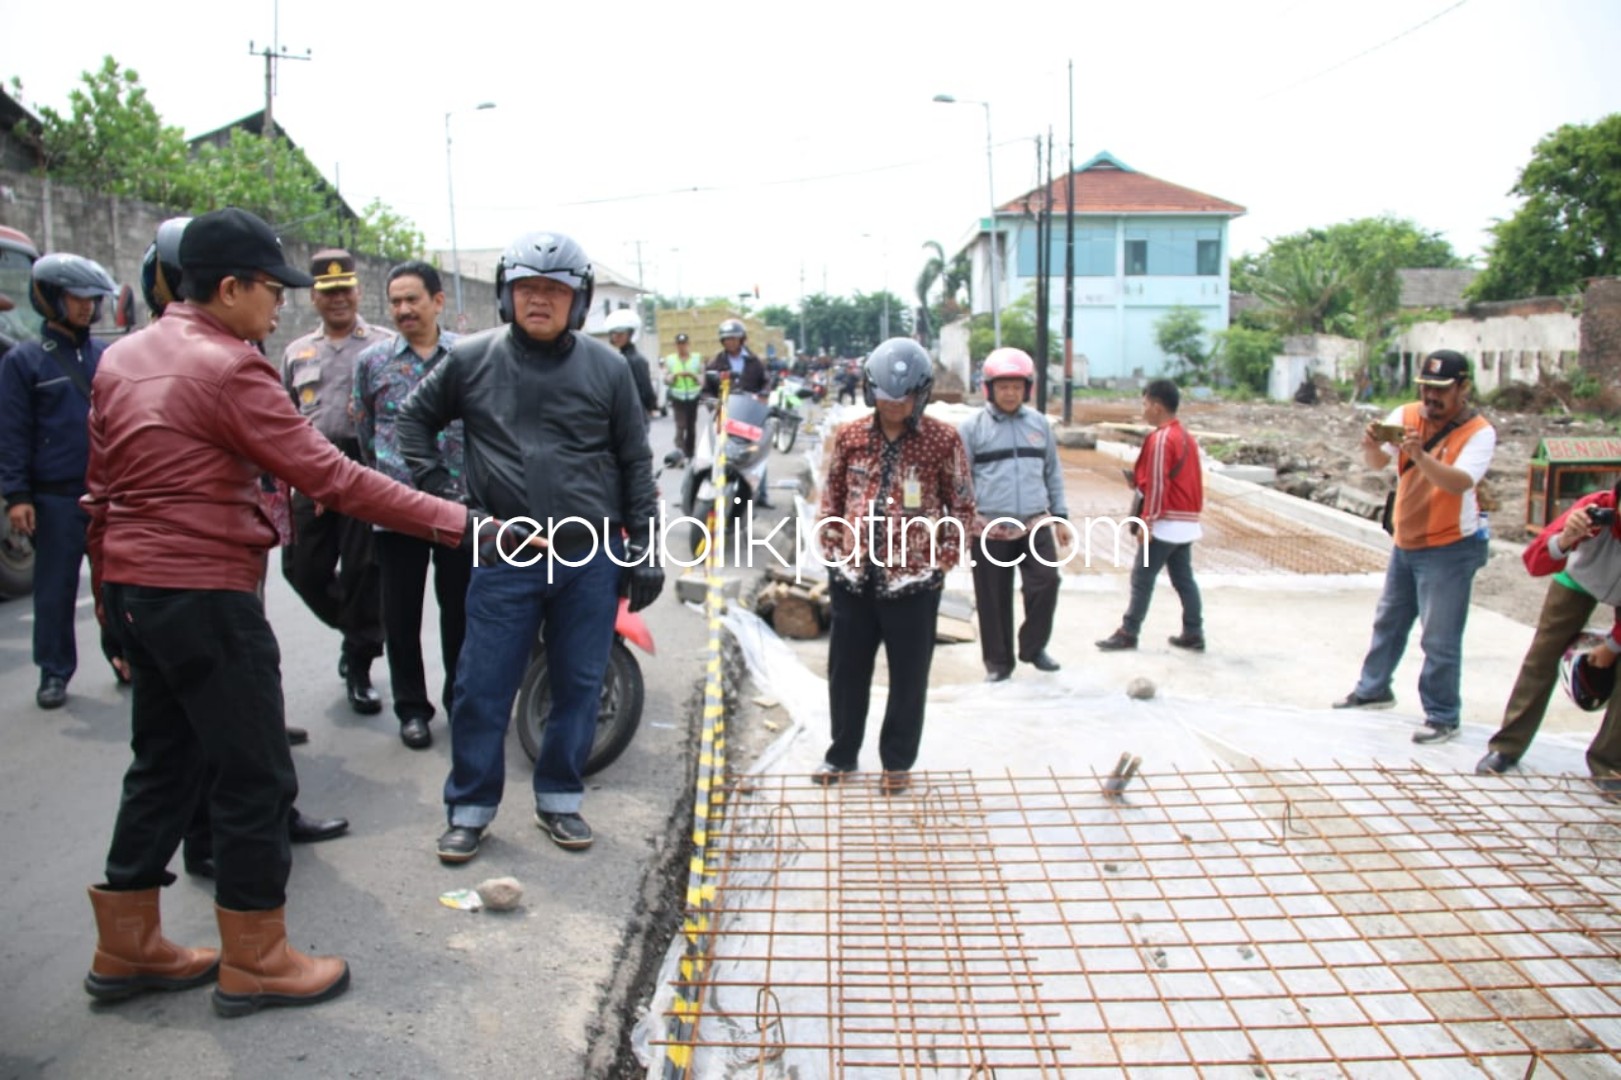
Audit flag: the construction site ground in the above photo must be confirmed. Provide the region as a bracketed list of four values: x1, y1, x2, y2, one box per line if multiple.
[642, 396, 1621, 1078]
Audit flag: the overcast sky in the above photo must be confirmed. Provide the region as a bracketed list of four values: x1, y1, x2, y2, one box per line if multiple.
[4, 0, 1618, 314]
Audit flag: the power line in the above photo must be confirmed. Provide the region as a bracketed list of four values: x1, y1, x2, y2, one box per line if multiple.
[1257, 0, 1470, 102]
[554, 137, 1032, 208]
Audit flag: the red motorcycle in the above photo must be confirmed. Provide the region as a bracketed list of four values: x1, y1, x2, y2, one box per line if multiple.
[514, 597, 653, 775]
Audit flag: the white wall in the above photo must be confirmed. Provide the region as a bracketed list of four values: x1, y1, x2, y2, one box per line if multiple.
[1394, 312, 1579, 393]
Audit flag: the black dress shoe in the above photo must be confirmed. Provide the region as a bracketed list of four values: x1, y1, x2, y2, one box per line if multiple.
[285, 726, 310, 746]
[36, 676, 67, 710]
[346, 671, 382, 715]
[1095, 630, 1138, 652]
[535, 811, 593, 850]
[985, 669, 1011, 683]
[1024, 652, 1061, 672]
[1475, 750, 1517, 775]
[1168, 634, 1206, 652]
[437, 825, 483, 864]
[288, 808, 349, 844]
[400, 716, 432, 750]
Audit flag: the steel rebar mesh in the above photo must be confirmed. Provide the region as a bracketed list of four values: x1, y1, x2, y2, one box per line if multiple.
[655, 765, 1621, 1078]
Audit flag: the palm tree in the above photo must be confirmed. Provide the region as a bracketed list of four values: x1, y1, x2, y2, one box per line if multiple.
[1250, 246, 1349, 335]
[915, 241, 946, 345]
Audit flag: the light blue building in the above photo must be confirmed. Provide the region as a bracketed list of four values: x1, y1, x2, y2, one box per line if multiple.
[956, 151, 1245, 382]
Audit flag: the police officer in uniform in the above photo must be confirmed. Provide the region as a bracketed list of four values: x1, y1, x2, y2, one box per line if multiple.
[664, 332, 703, 460]
[280, 249, 390, 714]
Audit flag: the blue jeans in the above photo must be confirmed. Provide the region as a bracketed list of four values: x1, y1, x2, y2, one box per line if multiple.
[1121, 536, 1202, 638]
[33, 491, 88, 682]
[1353, 534, 1489, 727]
[444, 540, 622, 828]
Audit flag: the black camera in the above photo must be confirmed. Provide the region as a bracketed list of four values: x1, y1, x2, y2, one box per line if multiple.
[1588, 506, 1616, 527]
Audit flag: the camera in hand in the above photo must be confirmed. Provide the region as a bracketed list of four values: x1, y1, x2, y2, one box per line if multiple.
[1370, 423, 1408, 444]
[1588, 506, 1616, 527]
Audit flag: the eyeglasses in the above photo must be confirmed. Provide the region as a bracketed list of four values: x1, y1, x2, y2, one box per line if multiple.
[248, 277, 287, 305]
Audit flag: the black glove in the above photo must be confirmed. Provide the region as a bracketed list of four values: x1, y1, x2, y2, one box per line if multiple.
[621, 544, 665, 612]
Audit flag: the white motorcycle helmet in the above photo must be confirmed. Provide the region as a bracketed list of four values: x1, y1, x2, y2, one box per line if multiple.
[604, 307, 640, 341]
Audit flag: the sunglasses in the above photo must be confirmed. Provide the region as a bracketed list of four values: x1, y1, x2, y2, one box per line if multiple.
[248, 277, 287, 305]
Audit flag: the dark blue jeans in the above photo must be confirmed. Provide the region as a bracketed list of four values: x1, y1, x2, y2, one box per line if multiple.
[444, 541, 623, 828]
[1121, 536, 1202, 638]
[1352, 534, 1489, 727]
[32, 491, 88, 682]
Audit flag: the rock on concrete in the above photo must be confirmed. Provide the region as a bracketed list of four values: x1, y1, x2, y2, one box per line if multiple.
[476, 877, 524, 911]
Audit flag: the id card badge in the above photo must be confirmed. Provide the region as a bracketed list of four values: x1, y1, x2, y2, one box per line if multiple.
[902, 466, 922, 510]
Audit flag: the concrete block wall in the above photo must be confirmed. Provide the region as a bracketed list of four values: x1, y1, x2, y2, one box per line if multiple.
[0, 169, 499, 361]
[1579, 277, 1621, 386]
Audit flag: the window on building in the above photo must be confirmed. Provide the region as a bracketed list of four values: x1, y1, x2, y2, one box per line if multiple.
[1197, 238, 1222, 276]
[1016, 223, 1119, 277]
[1125, 239, 1147, 276]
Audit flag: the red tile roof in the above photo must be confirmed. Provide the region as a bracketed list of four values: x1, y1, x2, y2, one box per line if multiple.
[1001, 153, 1245, 217]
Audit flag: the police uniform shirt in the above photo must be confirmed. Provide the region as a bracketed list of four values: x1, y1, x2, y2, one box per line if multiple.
[282, 318, 391, 446]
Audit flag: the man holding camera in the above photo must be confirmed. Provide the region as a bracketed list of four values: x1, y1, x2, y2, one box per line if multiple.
[1477, 481, 1621, 798]
[1333, 350, 1495, 744]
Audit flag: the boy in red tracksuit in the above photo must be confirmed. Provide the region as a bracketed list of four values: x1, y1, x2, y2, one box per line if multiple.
[1476, 481, 1621, 798]
[1096, 379, 1205, 652]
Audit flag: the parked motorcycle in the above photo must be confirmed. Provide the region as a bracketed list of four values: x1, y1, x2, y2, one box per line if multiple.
[680, 392, 773, 559]
[767, 375, 811, 453]
[514, 597, 652, 775]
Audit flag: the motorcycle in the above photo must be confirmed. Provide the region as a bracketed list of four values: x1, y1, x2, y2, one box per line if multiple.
[680, 391, 773, 559]
[514, 596, 652, 775]
[767, 375, 812, 454]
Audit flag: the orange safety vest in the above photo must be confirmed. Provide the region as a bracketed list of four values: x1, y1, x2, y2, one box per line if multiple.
[1391, 401, 1491, 550]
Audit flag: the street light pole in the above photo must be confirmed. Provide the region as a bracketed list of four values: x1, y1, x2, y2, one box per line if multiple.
[933, 94, 1001, 348]
[445, 101, 496, 322]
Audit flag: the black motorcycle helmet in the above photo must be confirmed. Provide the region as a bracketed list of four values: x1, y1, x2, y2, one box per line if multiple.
[862, 337, 934, 426]
[29, 253, 116, 324]
[495, 231, 594, 330]
[140, 217, 191, 318]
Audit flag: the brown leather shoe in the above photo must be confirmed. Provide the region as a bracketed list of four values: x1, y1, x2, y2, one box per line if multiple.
[212, 905, 350, 1018]
[84, 886, 220, 1001]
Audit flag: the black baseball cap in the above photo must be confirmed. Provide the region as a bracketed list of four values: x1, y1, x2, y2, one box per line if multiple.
[1415, 349, 1472, 387]
[179, 208, 315, 287]
[675, 332, 689, 343]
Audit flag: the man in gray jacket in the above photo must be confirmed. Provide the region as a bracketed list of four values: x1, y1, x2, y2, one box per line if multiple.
[397, 231, 664, 865]
[959, 347, 1068, 681]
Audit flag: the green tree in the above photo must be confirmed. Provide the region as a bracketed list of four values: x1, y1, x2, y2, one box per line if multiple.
[967, 294, 1051, 365]
[18, 57, 425, 261]
[757, 304, 796, 329]
[1213, 324, 1281, 394]
[1153, 305, 1211, 382]
[1247, 243, 1352, 335]
[1470, 114, 1621, 301]
[22, 58, 194, 205]
[915, 240, 945, 345]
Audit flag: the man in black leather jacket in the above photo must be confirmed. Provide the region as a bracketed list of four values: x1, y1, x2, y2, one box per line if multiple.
[398, 231, 663, 864]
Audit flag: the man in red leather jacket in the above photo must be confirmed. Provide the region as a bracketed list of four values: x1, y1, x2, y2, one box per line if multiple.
[79, 208, 469, 1018]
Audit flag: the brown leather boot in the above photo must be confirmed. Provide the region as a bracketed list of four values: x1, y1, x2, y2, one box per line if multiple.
[212, 905, 350, 1018]
[84, 885, 220, 1001]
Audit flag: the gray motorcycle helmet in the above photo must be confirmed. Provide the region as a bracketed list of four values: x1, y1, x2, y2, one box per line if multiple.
[718, 318, 746, 343]
[30, 252, 117, 323]
[495, 231, 594, 329]
[141, 216, 192, 318]
[862, 337, 934, 425]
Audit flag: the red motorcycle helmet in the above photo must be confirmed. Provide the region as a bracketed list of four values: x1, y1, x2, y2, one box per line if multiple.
[982, 346, 1035, 401]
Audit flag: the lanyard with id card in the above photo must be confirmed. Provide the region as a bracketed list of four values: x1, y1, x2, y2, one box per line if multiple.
[902, 465, 922, 510]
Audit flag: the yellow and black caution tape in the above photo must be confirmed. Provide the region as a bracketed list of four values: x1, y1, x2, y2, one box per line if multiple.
[663, 381, 731, 1079]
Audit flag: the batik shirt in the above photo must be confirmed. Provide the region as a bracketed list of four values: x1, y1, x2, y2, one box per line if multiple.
[352, 330, 465, 499]
[817, 413, 976, 598]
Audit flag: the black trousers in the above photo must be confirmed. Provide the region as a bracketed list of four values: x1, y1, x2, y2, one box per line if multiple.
[282, 489, 383, 666]
[825, 584, 941, 772]
[374, 529, 472, 722]
[670, 398, 700, 461]
[972, 527, 1062, 674]
[102, 585, 296, 911]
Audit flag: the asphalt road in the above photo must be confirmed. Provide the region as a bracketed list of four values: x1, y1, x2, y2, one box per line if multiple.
[0, 407, 805, 1080]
